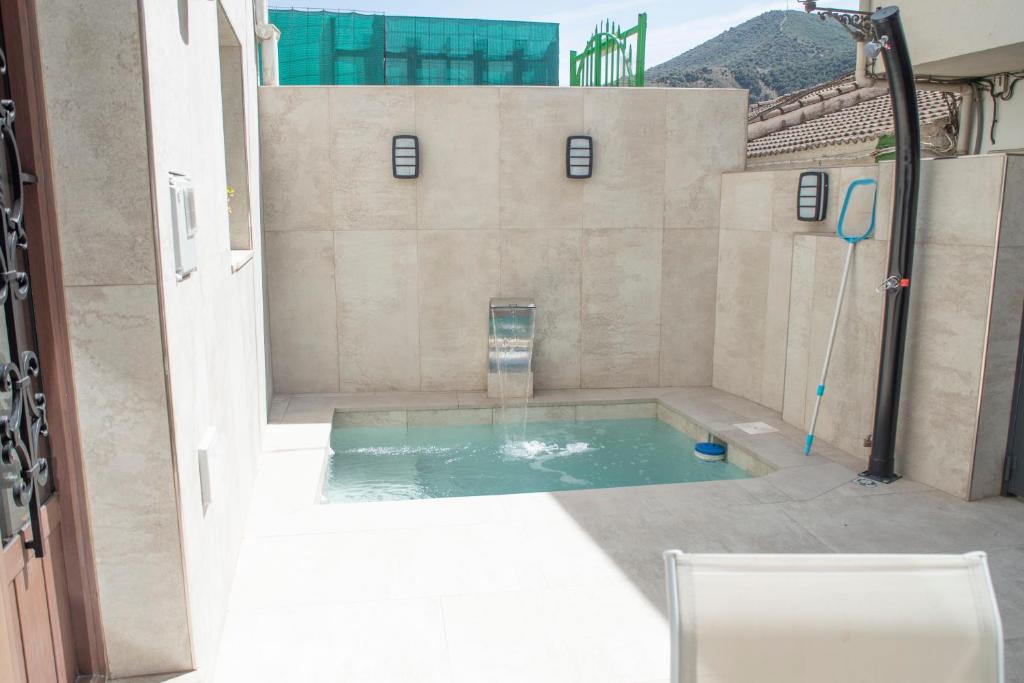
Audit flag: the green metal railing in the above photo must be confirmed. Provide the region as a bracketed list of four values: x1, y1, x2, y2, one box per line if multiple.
[569, 13, 646, 87]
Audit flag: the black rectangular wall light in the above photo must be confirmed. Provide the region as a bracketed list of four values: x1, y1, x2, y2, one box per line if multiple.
[797, 171, 828, 221]
[392, 135, 418, 178]
[566, 136, 593, 179]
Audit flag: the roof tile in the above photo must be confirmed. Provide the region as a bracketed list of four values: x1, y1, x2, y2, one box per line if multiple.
[747, 88, 954, 158]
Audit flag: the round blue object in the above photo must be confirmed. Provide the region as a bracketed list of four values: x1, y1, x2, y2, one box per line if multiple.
[694, 442, 726, 462]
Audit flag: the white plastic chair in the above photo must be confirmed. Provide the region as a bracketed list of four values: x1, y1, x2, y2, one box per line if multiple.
[663, 550, 1004, 683]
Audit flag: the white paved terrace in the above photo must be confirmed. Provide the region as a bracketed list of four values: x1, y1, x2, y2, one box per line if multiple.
[213, 387, 1024, 682]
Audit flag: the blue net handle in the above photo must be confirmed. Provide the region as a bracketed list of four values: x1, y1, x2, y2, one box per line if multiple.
[837, 178, 878, 244]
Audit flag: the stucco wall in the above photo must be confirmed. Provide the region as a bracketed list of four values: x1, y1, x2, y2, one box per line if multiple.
[885, 0, 1024, 78]
[714, 155, 1024, 500]
[37, 1, 191, 676]
[137, 0, 268, 676]
[260, 86, 747, 394]
[37, 0, 268, 677]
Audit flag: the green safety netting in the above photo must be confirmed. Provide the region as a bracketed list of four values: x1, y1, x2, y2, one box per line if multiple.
[269, 8, 559, 86]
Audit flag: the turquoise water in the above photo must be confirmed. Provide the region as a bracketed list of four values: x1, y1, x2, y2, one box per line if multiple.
[325, 418, 748, 503]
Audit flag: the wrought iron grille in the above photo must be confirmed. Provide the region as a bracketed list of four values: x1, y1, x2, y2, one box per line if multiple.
[800, 1, 876, 42]
[0, 43, 50, 558]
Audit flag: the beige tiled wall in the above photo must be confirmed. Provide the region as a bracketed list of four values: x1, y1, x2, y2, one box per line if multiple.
[715, 155, 1024, 500]
[37, 1, 193, 676]
[971, 155, 1024, 498]
[40, 0, 271, 677]
[261, 86, 748, 393]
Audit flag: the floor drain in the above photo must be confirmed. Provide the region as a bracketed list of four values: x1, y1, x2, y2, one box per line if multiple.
[855, 476, 880, 488]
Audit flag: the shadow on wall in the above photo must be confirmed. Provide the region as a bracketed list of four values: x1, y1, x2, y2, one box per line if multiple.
[177, 0, 188, 43]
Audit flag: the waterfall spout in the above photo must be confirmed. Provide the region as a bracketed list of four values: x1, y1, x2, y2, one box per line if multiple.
[487, 298, 536, 401]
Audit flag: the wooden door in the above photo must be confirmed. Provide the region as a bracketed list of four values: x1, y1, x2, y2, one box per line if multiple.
[0, 2, 103, 681]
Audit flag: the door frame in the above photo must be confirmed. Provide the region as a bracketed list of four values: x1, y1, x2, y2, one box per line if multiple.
[1004, 301, 1024, 497]
[0, 0, 106, 675]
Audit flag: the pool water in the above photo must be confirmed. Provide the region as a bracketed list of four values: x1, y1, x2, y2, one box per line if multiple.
[324, 418, 748, 503]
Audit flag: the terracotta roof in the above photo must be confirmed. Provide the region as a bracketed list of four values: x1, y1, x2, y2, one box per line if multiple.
[747, 87, 956, 158]
[748, 74, 863, 122]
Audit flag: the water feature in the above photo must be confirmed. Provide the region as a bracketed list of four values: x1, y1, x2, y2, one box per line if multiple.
[488, 298, 535, 438]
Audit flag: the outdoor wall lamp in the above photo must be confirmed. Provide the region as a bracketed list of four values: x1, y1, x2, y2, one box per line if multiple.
[566, 135, 593, 178]
[797, 170, 829, 221]
[392, 135, 418, 178]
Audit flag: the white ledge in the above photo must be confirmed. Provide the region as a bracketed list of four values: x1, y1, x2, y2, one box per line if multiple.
[230, 249, 254, 273]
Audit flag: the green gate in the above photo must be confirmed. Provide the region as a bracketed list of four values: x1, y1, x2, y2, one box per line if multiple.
[569, 13, 647, 87]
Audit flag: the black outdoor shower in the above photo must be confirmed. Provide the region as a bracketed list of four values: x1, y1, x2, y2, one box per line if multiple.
[803, 4, 922, 483]
[864, 6, 920, 483]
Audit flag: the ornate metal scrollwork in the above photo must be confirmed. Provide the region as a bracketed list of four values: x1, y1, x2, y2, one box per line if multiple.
[0, 45, 50, 557]
[0, 352, 49, 507]
[800, 1, 876, 42]
[0, 98, 29, 306]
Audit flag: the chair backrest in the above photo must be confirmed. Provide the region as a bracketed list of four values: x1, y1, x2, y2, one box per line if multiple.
[663, 550, 1003, 683]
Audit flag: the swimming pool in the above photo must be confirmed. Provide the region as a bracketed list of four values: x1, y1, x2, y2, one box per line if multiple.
[324, 417, 748, 503]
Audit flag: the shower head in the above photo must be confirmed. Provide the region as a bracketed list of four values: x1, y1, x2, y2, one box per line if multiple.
[863, 35, 889, 61]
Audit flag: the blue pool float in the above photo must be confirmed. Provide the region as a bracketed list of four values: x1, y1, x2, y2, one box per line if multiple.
[694, 442, 726, 462]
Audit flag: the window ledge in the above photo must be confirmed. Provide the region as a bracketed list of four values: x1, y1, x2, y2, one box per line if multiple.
[230, 249, 254, 273]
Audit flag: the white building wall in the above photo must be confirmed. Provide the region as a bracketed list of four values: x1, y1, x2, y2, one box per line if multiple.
[37, 0, 268, 678]
[975, 95, 1024, 154]
[35, 1, 192, 676]
[136, 0, 268, 676]
[880, 0, 1024, 77]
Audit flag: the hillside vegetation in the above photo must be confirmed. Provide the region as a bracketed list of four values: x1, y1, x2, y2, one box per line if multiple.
[645, 10, 856, 101]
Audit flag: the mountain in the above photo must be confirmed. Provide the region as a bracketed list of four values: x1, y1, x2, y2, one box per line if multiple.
[645, 10, 856, 101]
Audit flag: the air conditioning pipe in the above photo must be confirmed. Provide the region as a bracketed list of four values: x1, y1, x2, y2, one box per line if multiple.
[254, 0, 281, 86]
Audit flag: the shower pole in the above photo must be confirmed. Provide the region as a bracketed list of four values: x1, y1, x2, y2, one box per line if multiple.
[864, 6, 920, 483]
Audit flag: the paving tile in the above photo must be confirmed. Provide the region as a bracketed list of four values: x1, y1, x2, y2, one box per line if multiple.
[762, 462, 859, 501]
[269, 395, 290, 422]
[828, 475, 932, 498]
[781, 491, 1024, 553]
[407, 408, 493, 426]
[290, 391, 462, 416]
[986, 546, 1024, 640]
[261, 422, 331, 452]
[1007, 637, 1024, 683]
[734, 476, 793, 504]
[576, 402, 658, 421]
[215, 604, 331, 682]
[333, 410, 407, 428]
[526, 505, 675, 589]
[652, 502, 832, 555]
[715, 429, 830, 470]
[493, 405, 575, 424]
[442, 582, 667, 683]
[215, 599, 451, 683]
[251, 493, 511, 539]
[230, 522, 545, 610]
[645, 479, 774, 510]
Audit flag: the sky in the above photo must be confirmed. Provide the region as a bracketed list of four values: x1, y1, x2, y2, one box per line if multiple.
[289, 0, 861, 85]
